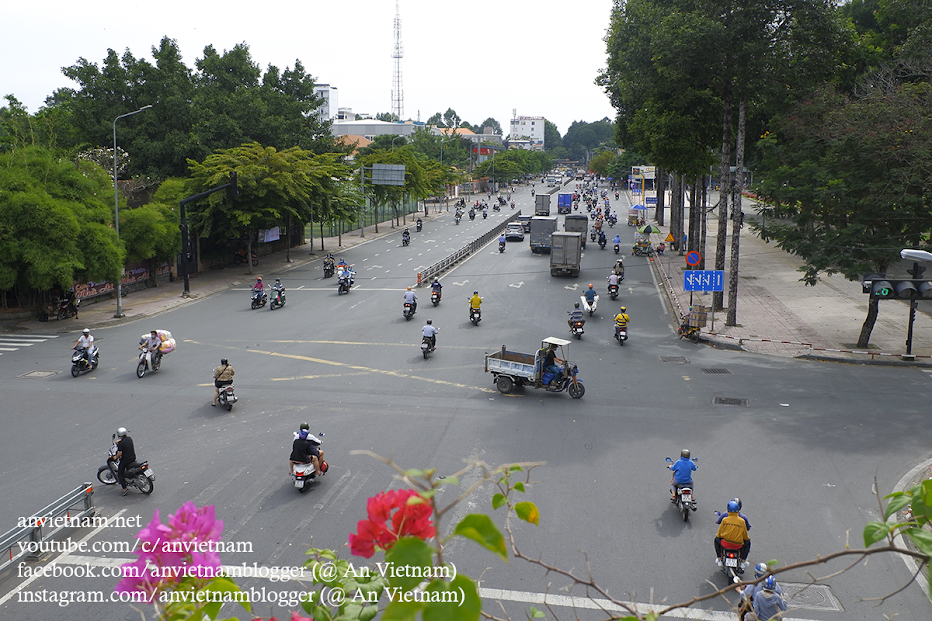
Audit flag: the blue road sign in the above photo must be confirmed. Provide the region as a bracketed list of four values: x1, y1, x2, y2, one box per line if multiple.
[645, 196, 657, 204]
[684, 270, 724, 292]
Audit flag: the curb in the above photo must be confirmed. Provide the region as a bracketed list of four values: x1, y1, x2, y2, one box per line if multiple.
[891, 457, 932, 602]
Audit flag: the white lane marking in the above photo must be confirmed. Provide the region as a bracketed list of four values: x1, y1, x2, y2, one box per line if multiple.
[0, 341, 37, 346]
[0, 347, 19, 351]
[326, 470, 372, 514]
[8, 334, 60, 339]
[509, 282, 524, 288]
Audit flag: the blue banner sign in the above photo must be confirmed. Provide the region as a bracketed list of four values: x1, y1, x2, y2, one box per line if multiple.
[684, 270, 724, 292]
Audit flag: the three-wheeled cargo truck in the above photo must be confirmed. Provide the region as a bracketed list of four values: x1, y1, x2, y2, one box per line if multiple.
[484, 337, 585, 398]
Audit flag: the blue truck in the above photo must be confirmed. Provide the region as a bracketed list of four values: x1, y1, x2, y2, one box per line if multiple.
[557, 192, 573, 214]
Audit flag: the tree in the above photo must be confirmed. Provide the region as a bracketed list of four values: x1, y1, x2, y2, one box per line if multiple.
[376, 112, 400, 122]
[442, 108, 461, 130]
[356, 146, 434, 226]
[426, 112, 444, 127]
[479, 117, 502, 134]
[543, 119, 562, 152]
[589, 150, 615, 177]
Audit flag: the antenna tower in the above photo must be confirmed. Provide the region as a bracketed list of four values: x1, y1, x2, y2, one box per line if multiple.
[391, 0, 404, 120]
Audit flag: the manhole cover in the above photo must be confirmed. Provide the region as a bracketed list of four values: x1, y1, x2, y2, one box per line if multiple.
[781, 582, 842, 612]
[17, 370, 61, 379]
[702, 368, 732, 375]
[713, 397, 747, 406]
[660, 356, 689, 363]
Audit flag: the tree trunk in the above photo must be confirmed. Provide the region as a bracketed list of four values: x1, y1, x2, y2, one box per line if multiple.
[320, 222, 325, 251]
[655, 167, 666, 226]
[675, 175, 686, 255]
[246, 233, 253, 276]
[286, 214, 292, 263]
[726, 98, 746, 326]
[688, 179, 700, 252]
[699, 177, 708, 270]
[857, 298, 878, 348]
[713, 90, 733, 311]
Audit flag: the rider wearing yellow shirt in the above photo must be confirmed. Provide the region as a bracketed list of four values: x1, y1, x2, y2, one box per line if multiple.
[469, 291, 482, 309]
[614, 306, 630, 339]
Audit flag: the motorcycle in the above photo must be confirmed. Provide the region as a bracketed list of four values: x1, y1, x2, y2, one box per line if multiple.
[493, 204, 501, 212]
[469, 211, 476, 221]
[402, 234, 410, 247]
[71, 346, 99, 377]
[403, 302, 415, 320]
[614, 324, 628, 346]
[421, 336, 436, 359]
[469, 306, 481, 325]
[97, 434, 155, 494]
[323, 260, 335, 278]
[608, 283, 619, 300]
[57, 298, 80, 321]
[250, 289, 267, 309]
[337, 275, 351, 295]
[614, 243, 620, 254]
[455, 215, 461, 225]
[217, 384, 237, 411]
[678, 320, 701, 343]
[581, 294, 599, 317]
[665, 456, 698, 522]
[416, 221, 423, 232]
[510, 201, 515, 209]
[291, 433, 327, 493]
[234, 250, 258, 266]
[615, 192, 620, 200]
[499, 241, 505, 253]
[482, 211, 488, 219]
[569, 319, 585, 339]
[599, 238, 607, 250]
[431, 290, 441, 306]
[269, 287, 286, 310]
[136, 349, 162, 378]
[590, 231, 597, 242]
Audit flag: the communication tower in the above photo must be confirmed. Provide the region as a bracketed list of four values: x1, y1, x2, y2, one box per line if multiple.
[391, 0, 404, 120]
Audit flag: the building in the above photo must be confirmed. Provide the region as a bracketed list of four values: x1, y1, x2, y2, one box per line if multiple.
[509, 115, 545, 151]
[331, 119, 427, 140]
[313, 84, 339, 121]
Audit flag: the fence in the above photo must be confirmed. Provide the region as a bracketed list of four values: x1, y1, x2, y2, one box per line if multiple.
[0, 483, 96, 574]
[417, 212, 521, 286]
[306, 197, 422, 240]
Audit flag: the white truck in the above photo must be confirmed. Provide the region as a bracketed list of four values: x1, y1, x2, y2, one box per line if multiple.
[550, 232, 582, 277]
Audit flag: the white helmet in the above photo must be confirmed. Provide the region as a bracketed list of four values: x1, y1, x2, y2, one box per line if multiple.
[117, 427, 128, 437]
[83, 328, 90, 334]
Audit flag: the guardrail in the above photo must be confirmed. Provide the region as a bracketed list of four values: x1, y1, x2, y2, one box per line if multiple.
[0, 483, 96, 574]
[417, 211, 522, 286]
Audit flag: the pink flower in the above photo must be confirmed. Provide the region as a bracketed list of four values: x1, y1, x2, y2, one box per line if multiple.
[348, 490, 435, 558]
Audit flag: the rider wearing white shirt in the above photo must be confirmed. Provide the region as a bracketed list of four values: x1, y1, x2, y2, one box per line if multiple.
[421, 320, 439, 350]
[74, 329, 95, 364]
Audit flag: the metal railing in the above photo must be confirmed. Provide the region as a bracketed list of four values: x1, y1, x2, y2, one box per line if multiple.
[417, 211, 522, 286]
[0, 483, 96, 574]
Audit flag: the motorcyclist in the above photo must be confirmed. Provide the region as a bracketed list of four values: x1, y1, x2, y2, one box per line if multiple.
[114, 427, 136, 496]
[613, 258, 625, 277]
[607, 273, 620, 288]
[598, 230, 607, 247]
[416, 218, 423, 231]
[498, 234, 506, 246]
[567, 302, 585, 329]
[613, 234, 621, 247]
[715, 499, 750, 572]
[403, 286, 418, 313]
[74, 328, 96, 367]
[212, 358, 235, 407]
[744, 576, 785, 620]
[271, 278, 285, 299]
[251, 277, 265, 294]
[430, 279, 442, 301]
[542, 343, 564, 380]
[469, 291, 482, 318]
[421, 319, 439, 351]
[323, 254, 335, 275]
[668, 447, 694, 502]
[139, 330, 162, 367]
[716, 497, 751, 530]
[290, 423, 323, 477]
[402, 228, 411, 245]
[583, 284, 597, 311]
[739, 562, 784, 619]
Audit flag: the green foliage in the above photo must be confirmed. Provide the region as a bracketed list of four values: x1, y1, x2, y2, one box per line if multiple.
[453, 514, 508, 561]
[562, 118, 615, 162]
[543, 119, 562, 152]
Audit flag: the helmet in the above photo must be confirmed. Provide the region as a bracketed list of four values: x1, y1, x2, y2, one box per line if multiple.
[680, 448, 690, 459]
[620, 306, 627, 313]
[257, 277, 262, 281]
[407, 286, 412, 291]
[220, 358, 228, 365]
[574, 302, 580, 308]
[83, 328, 90, 334]
[426, 319, 432, 325]
[299, 422, 310, 431]
[320, 460, 329, 473]
[275, 278, 281, 283]
[117, 427, 128, 437]
[755, 562, 769, 578]
[763, 576, 776, 590]
[727, 500, 740, 512]
[588, 284, 593, 289]
[474, 291, 479, 294]
[731, 497, 743, 511]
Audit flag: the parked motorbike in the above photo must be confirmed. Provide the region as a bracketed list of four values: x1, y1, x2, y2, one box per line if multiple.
[217, 384, 237, 411]
[403, 302, 415, 320]
[581, 295, 599, 317]
[338, 275, 351, 295]
[269, 287, 286, 310]
[469, 306, 481, 325]
[136, 349, 162, 378]
[614, 243, 620, 254]
[57, 298, 80, 321]
[499, 241, 506, 253]
[431, 290, 441, 306]
[234, 250, 258, 266]
[608, 283, 619, 301]
[97, 434, 155, 494]
[614, 324, 628, 345]
[250, 289, 268, 310]
[421, 335, 436, 359]
[71, 346, 99, 377]
[292, 433, 326, 493]
[569, 319, 585, 339]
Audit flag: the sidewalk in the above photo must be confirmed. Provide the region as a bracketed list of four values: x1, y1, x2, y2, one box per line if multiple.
[0, 211, 430, 335]
[638, 190, 932, 363]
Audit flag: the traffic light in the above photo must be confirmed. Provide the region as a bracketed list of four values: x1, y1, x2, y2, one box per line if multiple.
[862, 273, 932, 299]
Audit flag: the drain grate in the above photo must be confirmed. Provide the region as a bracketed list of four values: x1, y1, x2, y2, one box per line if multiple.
[781, 582, 842, 612]
[713, 397, 747, 406]
[660, 356, 689, 363]
[17, 370, 61, 379]
[702, 368, 732, 375]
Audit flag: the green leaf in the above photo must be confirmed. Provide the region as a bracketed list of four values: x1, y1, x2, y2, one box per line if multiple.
[453, 514, 508, 561]
[863, 521, 891, 547]
[491, 493, 507, 510]
[529, 605, 546, 618]
[509, 465, 524, 472]
[515, 501, 540, 526]
[422, 574, 482, 621]
[385, 537, 435, 591]
[359, 604, 379, 621]
[438, 476, 459, 486]
[514, 482, 526, 493]
[405, 468, 425, 478]
[382, 600, 423, 621]
[883, 491, 912, 520]
[903, 528, 932, 557]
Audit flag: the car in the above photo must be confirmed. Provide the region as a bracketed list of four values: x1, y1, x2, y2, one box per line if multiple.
[516, 214, 532, 232]
[504, 223, 525, 241]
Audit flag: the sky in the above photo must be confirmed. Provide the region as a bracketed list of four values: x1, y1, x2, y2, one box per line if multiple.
[1, 0, 616, 137]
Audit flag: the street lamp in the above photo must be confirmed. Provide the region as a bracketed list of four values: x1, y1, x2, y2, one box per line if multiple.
[391, 135, 402, 152]
[113, 104, 152, 318]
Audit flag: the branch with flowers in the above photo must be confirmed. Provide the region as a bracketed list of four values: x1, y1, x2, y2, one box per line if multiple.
[114, 458, 932, 621]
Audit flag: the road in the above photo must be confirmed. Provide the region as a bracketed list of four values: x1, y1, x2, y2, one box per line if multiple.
[0, 180, 930, 620]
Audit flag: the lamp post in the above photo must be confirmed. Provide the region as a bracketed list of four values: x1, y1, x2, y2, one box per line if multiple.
[391, 135, 402, 152]
[113, 105, 152, 318]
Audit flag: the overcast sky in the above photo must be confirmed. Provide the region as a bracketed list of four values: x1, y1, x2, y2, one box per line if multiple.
[2, 0, 616, 136]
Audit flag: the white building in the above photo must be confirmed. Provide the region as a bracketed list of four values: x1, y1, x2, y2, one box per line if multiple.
[313, 84, 339, 121]
[509, 115, 545, 151]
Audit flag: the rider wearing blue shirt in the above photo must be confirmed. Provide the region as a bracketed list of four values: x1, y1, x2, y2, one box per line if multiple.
[584, 285, 597, 304]
[613, 234, 621, 245]
[669, 449, 697, 501]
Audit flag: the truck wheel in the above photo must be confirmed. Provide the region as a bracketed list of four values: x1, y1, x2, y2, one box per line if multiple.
[568, 382, 585, 399]
[551, 270, 558, 276]
[496, 376, 514, 394]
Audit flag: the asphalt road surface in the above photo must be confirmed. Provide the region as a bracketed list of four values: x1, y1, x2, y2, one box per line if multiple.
[1, 183, 930, 620]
